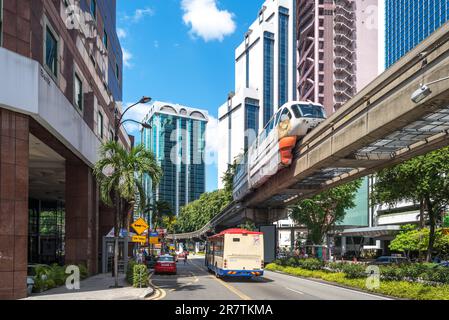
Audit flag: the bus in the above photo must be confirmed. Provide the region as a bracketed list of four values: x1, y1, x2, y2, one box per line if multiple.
[205, 228, 264, 278]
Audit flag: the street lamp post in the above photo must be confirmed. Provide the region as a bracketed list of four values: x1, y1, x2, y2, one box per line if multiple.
[114, 96, 152, 142]
[110, 96, 152, 284]
[411, 76, 449, 103]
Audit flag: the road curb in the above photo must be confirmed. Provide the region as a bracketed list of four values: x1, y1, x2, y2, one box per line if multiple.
[267, 269, 400, 300]
[138, 286, 155, 300]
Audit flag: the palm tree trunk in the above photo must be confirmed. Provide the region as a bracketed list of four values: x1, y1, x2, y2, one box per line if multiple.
[426, 196, 436, 262]
[114, 192, 120, 287]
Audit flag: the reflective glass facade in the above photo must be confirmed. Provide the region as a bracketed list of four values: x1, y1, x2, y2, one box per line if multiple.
[278, 6, 289, 107]
[338, 177, 369, 227]
[142, 110, 207, 216]
[244, 98, 260, 151]
[263, 31, 275, 127]
[386, 0, 449, 68]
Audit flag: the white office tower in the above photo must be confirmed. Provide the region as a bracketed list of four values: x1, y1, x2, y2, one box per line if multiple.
[218, 0, 297, 188]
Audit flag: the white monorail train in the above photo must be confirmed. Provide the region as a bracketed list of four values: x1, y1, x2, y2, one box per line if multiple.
[233, 101, 327, 201]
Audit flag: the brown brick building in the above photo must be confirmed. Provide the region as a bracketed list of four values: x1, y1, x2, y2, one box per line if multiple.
[0, 0, 130, 299]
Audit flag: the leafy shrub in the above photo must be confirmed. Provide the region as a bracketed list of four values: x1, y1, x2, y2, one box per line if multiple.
[133, 264, 149, 288]
[126, 260, 137, 284]
[326, 262, 344, 272]
[341, 263, 366, 279]
[421, 267, 449, 284]
[78, 264, 89, 280]
[286, 257, 299, 267]
[298, 258, 324, 271]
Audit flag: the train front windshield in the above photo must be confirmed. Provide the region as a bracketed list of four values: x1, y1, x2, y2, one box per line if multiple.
[291, 104, 326, 119]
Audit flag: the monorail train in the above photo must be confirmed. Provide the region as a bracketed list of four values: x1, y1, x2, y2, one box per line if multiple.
[233, 101, 327, 201]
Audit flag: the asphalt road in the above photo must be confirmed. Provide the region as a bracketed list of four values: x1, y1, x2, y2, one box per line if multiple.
[148, 256, 390, 300]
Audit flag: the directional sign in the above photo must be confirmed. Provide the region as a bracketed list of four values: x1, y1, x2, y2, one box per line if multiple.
[131, 218, 149, 235]
[150, 237, 160, 245]
[132, 235, 147, 243]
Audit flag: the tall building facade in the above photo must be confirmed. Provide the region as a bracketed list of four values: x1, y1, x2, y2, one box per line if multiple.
[218, 0, 297, 188]
[296, 0, 379, 116]
[142, 102, 208, 216]
[295, 1, 381, 254]
[385, 0, 449, 68]
[0, 0, 127, 299]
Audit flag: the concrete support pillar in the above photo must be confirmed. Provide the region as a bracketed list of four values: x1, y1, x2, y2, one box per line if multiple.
[341, 236, 347, 256]
[65, 162, 98, 275]
[290, 228, 295, 252]
[0, 110, 29, 299]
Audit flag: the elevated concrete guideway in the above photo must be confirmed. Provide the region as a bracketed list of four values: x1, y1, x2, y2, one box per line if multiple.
[171, 22, 449, 240]
[247, 21, 449, 207]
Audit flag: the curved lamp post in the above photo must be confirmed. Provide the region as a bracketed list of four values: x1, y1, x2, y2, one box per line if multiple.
[114, 96, 152, 142]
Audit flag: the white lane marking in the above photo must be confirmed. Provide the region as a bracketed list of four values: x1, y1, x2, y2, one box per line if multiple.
[286, 287, 304, 295]
[266, 271, 392, 300]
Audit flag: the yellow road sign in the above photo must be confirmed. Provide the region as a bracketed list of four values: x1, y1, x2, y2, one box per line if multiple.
[150, 237, 160, 245]
[131, 218, 149, 235]
[132, 235, 147, 243]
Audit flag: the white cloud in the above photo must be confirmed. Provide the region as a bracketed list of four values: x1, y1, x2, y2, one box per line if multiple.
[124, 7, 154, 23]
[122, 48, 133, 68]
[153, 40, 159, 48]
[117, 28, 127, 39]
[204, 115, 224, 166]
[181, 0, 236, 42]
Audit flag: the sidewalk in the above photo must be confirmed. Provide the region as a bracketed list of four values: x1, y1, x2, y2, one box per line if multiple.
[23, 273, 153, 300]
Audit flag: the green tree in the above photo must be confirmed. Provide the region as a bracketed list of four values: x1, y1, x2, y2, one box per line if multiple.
[290, 180, 362, 246]
[238, 220, 257, 231]
[390, 226, 449, 259]
[94, 141, 162, 286]
[145, 200, 174, 229]
[176, 189, 231, 233]
[222, 158, 239, 197]
[372, 147, 449, 261]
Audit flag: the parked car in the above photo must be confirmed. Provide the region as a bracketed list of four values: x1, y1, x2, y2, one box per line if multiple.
[145, 255, 157, 269]
[371, 256, 409, 265]
[154, 255, 177, 275]
[437, 261, 449, 268]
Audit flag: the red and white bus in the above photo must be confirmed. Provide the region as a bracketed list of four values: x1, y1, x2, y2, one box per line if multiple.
[205, 228, 264, 278]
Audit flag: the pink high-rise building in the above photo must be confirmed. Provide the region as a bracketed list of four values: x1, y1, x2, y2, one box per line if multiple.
[296, 0, 379, 116]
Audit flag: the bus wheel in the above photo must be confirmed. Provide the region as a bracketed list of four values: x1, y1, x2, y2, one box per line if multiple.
[214, 265, 221, 278]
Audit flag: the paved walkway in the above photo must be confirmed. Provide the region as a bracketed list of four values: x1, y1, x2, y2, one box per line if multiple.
[24, 273, 153, 300]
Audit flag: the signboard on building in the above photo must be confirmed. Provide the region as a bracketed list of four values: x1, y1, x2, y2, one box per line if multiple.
[150, 237, 160, 245]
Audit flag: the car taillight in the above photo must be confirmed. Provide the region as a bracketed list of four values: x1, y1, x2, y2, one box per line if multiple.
[224, 259, 228, 268]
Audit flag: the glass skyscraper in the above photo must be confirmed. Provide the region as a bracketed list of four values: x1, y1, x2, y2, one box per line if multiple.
[141, 102, 208, 216]
[386, 0, 449, 68]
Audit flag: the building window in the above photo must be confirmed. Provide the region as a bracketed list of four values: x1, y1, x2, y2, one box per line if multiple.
[74, 73, 83, 110]
[244, 98, 259, 151]
[0, 0, 3, 46]
[263, 31, 274, 127]
[90, 0, 97, 20]
[98, 112, 104, 138]
[45, 26, 58, 78]
[278, 6, 289, 107]
[103, 29, 108, 49]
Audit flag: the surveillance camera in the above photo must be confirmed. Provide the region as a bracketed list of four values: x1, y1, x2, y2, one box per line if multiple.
[411, 85, 432, 103]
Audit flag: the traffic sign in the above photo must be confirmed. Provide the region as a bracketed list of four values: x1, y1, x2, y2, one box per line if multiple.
[131, 218, 149, 235]
[150, 237, 160, 245]
[132, 235, 147, 243]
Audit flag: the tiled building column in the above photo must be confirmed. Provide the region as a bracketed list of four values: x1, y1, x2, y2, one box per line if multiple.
[0, 110, 29, 300]
[65, 162, 98, 275]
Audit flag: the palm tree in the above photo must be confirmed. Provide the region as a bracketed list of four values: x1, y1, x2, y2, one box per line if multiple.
[145, 200, 173, 229]
[94, 141, 162, 287]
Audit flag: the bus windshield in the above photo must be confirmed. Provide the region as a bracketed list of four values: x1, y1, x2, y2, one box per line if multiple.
[291, 104, 326, 119]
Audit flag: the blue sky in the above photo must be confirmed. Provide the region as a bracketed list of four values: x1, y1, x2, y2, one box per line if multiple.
[117, 0, 263, 192]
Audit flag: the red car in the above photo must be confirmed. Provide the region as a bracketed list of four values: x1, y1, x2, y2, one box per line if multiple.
[154, 255, 177, 275]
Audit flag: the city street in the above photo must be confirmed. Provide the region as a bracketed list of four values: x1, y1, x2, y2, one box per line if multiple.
[148, 256, 390, 301]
